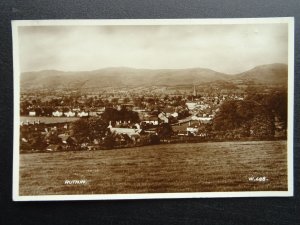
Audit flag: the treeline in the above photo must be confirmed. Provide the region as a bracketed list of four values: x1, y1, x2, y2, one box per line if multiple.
[211, 91, 287, 138]
[20, 94, 189, 116]
[101, 107, 140, 123]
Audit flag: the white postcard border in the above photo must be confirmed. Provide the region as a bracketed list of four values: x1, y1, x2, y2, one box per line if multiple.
[12, 17, 294, 201]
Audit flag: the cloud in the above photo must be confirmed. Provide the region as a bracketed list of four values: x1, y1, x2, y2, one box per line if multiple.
[18, 23, 288, 74]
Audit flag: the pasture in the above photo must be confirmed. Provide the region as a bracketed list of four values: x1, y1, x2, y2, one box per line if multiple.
[20, 116, 79, 124]
[19, 141, 287, 195]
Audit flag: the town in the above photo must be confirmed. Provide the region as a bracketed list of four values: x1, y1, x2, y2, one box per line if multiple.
[19, 81, 287, 153]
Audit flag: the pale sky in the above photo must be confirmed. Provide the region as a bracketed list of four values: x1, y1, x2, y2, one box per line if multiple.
[18, 23, 288, 74]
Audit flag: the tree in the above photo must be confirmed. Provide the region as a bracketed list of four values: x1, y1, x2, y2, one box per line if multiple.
[101, 107, 140, 123]
[31, 134, 48, 150]
[177, 109, 190, 120]
[20, 100, 31, 115]
[103, 133, 115, 149]
[86, 97, 94, 107]
[70, 118, 108, 143]
[35, 107, 43, 116]
[88, 118, 108, 140]
[213, 100, 241, 131]
[250, 108, 275, 138]
[43, 107, 53, 116]
[156, 123, 173, 141]
[168, 116, 178, 124]
[149, 134, 160, 144]
[111, 98, 119, 104]
[265, 91, 287, 129]
[212, 100, 275, 138]
[20, 141, 31, 151]
[123, 97, 130, 104]
[70, 118, 91, 143]
[45, 131, 61, 145]
[94, 98, 104, 107]
[246, 91, 287, 129]
[101, 108, 119, 122]
[133, 97, 145, 108]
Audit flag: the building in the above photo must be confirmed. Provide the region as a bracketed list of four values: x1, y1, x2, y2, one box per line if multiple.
[186, 102, 198, 110]
[191, 115, 212, 123]
[187, 127, 199, 135]
[52, 111, 63, 117]
[64, 111, 76, 117]
[109, 127, 142, 136]
[193, 85, 197, 97]
[78, 111, 89, 117]
[29, 111, 36, 116]
[142, 116, 159, 125]
[158, 112, 169, 123]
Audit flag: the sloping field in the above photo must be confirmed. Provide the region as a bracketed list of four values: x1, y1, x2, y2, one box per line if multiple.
[19, 141, 287, 195]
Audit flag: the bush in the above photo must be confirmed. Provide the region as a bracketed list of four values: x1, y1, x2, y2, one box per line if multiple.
[149, 134, 160, 145]
[103, 134, 115, 149]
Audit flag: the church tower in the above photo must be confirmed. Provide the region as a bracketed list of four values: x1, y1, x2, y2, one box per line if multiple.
[193, 85, 197, 97]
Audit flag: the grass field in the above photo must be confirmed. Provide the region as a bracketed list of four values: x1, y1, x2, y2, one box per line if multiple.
[20, 116, 79, 124]
[19, 140, 288, 195]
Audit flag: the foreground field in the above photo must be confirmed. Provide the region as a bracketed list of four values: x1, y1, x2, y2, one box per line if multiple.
[19, 141, 287, 195]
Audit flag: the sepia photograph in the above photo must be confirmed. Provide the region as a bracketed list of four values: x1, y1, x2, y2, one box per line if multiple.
[12, 18, 294, 200]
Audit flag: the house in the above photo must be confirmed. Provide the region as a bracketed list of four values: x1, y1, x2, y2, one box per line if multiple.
[109, 127, 142, 136]
[186, 102, 198, 110]
[98, 107, 106, 112]
[133, 107, 147, 113]
[78, 111, 89, 117]
[52, 111, 63, 117]
[121, 104, 134, 110]
[72, 108, 81, 112]
[64, 111, 76, 117]
[158, 112, 169, 123]
[186, 120, 202, 135]
[187, 127, 199, 136]
[191, 115, 212, 123]
[88, 111, 98, 117]
[108, 124, 142, 143]
[142, 116, 159, 125]
[171, 112, 178, 118]
[177, 131, 187, 136]
[29, 111, 36, 116]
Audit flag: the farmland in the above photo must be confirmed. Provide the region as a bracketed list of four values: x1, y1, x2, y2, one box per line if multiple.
[19, 140, 287, 195]
[20, 116, 79, 124]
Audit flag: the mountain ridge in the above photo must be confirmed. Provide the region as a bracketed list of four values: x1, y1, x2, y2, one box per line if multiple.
[21, 63, 288, 89]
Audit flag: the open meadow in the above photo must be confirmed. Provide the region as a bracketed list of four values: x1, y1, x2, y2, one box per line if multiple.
[19, 140, 287, 195]
[20, 116, 79, 124]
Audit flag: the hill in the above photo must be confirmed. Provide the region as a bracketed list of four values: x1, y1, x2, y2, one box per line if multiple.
[234, 63, 288, 84]
[20, 63, 288, 90]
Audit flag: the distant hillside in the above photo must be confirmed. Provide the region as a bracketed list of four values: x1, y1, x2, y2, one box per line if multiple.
[234, 63, 288, 84]
[20, 63, 288, 90]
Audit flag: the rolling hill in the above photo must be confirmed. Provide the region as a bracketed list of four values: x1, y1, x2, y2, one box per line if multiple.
[234, 63, 288, 84]
[20, 63, 288, 90]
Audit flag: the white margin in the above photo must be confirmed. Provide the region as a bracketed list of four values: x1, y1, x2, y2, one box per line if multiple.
[12, 17, 295, 201]
[287, 18, 294, 197]
[12, 21, 21, 201]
